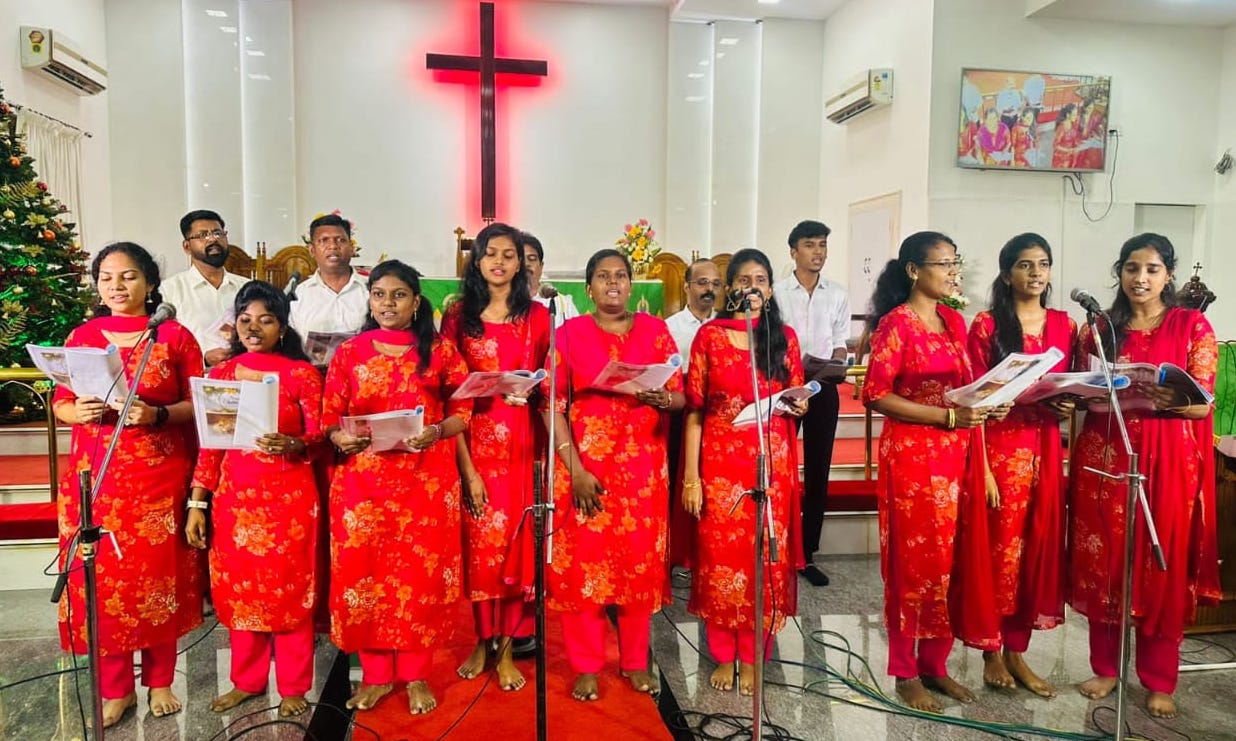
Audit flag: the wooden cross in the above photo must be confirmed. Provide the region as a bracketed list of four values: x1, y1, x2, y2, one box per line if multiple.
[427, 2, 548, 221]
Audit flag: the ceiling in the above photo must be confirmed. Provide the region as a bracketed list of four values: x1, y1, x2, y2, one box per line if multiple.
[1028, 0, 1236, 27]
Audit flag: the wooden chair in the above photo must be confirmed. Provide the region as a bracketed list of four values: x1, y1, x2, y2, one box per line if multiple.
[223, 243, 317, 288]
[224, 244, 258, 278]
[456, 227, 475, 277]
[649, 253, 687, 316]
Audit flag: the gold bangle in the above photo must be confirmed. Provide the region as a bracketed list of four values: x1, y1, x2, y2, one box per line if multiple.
[946, 408, 956, 430]
[556, 442, 571, 452]
[682, 480, 702, 490]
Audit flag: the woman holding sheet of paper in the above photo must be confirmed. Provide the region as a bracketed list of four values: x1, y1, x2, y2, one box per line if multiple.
[50, 242, 204, 727]
[967, 233, 1075, 697]
[543, 248, 682, 702]
[183, 280, 322, 717]
[439, 223, 551, 691]
[1068, 233, 1219, 719]
[321, 260, 472, 714]
[861, 231, 1009, 714]
[679, 248, 807, 696]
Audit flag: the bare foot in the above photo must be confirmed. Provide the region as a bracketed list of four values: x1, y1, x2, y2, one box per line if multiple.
[1004, 650, 1056, 698]
[572, 673, 599, 702]
[346, 682, 393, 710]
[922, 674, 976, 703]
[210, 688, 261, 713]
[147, 687, 183, 717]
[1078, 675, 1118, 700]
[1147, 691, 1178, 719]
[279, 695, 309, 717]
[895, 678, 941, 713]
[406, 681, 437, 715]
[738, 662, 755, 697]
[496, 654, 527, 691]
[100, 693, 137, 728]
[709, 662, 735, 692]
[982, 651, 1015, 689]
[457, 640, 489, 680]
[621, 668, 659, 696]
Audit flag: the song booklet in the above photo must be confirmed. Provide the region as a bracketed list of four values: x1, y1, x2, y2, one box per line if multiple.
[27, 343, 125, 404]
[190, 374, 279, 450]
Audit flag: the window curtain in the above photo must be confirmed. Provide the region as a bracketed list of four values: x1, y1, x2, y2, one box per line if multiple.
[15, 109, 85, 243]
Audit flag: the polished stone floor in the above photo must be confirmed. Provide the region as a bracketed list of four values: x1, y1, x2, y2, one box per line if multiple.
[2, 554, 1234, 740]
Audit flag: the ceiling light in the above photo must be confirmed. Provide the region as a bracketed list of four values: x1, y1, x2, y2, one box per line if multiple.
[719, 37, 739, 46]
[247, 73, 271, 81]
[716, 52, 726, 59]
[219, 26, 237, 33]
[757, 0, 781, 4]
[685, 95, 706, 103]
[205, 9, 228, 17]
[687, 72, 704, 79]
[698, 59, 710, 66]
[246, 50, 266, 57]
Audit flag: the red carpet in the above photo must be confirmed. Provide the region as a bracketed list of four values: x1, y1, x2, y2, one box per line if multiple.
[0, 454, 69, 487]
[356, 611, 672, 741]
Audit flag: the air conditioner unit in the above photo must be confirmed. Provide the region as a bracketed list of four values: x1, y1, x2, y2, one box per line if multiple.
[825, 68, 892, 124]
[19, 26, 107, 96]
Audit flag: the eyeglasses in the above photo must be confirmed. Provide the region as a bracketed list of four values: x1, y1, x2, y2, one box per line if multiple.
[188, 229, 227, 241]
[921, 260, 964, 271]
[689, 279, 722, 289]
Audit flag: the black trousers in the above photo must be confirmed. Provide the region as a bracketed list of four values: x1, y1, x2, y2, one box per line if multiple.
[799, 381, 841, 562]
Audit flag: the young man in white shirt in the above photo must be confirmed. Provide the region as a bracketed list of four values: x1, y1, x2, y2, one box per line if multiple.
[665, 258, 720, 365]
[772, 220, 851, 587]
[521, 232, 578, 328]
[289, 213, 369, 336]
[160, 210, 249, 367]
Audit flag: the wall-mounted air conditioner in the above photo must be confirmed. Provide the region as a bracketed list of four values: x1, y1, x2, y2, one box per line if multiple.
[825, 68, 892, 124]
[20, 26, 107, 96]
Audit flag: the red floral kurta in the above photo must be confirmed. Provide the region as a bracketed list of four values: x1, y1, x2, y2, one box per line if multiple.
[440, 302, 551, 600]
[686, 320, 805, 632]
[322, 331, 473, 652]
[862, 304, 999, 648]
[1052, 118, 1081, 169]
[968, 310, 1075, 630]
[1068, 308, 1220, 639]
[54, 319, 204, 655]
[191, 352, 323, 633]
[545, 313, 680, 613]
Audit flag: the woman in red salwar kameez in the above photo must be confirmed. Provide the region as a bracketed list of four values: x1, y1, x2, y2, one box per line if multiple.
[185, 281, 322, 717]
[543, 249, 683, 702]
[1069, 233, 1219, 719]
[680, 248, 807, 697]
[52, 242, 204, 727]
[440, 222, 550, 691]
[967, 234, 1075, 697]
[323, 260, 473, 714]
[1051, 103, 1082, 170]
[1073, 99, 1107, 171]
[862, 232, 1008, 713]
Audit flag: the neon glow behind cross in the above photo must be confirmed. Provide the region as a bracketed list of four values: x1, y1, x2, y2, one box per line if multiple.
[426, 2, 548, 222]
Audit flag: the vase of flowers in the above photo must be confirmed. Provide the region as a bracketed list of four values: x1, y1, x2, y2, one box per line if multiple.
[615, 219, 660, 279]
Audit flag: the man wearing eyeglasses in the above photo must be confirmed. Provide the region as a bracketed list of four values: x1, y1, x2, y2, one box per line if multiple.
[773, 220, 851, 588]
[666, 258, 720, 367]
[161, 210, 249, 367]
[289, 213, 369, 337]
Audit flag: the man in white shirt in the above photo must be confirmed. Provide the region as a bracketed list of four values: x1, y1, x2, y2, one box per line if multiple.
[521, 232, 578, 328]
[160, 210, 249, 367]
[772, 220, 851, 587]
[665, 258, 719, 366]
[289, 213, 369, 336]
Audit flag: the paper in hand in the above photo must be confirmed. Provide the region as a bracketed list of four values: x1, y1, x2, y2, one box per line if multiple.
[27, 343, 126, 404]
[342, 407, 425, 452]
[591, 354, 683, 395]
[732, 381, 822, 427]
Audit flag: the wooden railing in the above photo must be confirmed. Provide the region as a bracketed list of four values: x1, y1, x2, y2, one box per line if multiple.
[0, 367, 60, 500]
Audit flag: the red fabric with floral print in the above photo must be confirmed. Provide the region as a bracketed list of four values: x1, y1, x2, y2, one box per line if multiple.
[54, 319, 205, 655]
[191, 352, 323, 632]
[1068, 308, 1220, 639]
[685, 320, 805, 632]
[321, 331, 473, 652]
[544, 313, 680, 613]
[440, 302, 551, 600]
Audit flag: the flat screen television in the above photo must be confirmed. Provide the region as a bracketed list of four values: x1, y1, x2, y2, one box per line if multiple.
[957, 68, 1111, 173]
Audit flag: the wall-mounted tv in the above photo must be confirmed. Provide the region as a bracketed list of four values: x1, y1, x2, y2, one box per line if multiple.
[957, 68, 1111, 173]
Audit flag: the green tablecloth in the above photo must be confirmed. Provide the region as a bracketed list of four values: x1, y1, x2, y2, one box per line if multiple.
[420, 278, 665, 319]
[1217, 342, 1235, 437]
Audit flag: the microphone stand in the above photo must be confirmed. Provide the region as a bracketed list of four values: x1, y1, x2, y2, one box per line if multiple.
[530, 296, 558, 741]
[51, 328, 162, 739]
[1081, 309, 1166, 741]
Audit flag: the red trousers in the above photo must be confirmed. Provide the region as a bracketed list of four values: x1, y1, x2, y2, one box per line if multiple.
[1001, 616, 1033, 654]
[473, 597, 533, 640]
[886, 625, 953, 679]
[229, 621, 315, 697]
[358, 648, 433, 685]
[1088, 621, 1181, 694]
[705, 623, 775, 665]
[99, 640, 177, 700]
[560, 607, 650, 674]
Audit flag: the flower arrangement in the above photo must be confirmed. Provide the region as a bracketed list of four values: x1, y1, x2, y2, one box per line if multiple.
[615, 218, 660, 275]
[302, 209, 362, 256]
[938, 261, 969, 310]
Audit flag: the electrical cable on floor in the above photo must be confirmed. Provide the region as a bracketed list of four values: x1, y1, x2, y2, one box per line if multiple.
[205, 699, 384, 741]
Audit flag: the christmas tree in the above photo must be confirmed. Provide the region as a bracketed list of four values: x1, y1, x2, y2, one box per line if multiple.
[0, 86, 92, 419]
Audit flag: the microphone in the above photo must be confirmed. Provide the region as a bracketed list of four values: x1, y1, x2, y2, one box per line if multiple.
[1069, 287, 1105, 315]
[284, 271, 303, 300]
[538, 282, 559, 299]
[727, 286, 760, 309]
[146, 302, 177, 329]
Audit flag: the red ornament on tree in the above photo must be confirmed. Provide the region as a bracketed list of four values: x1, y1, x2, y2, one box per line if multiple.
[8, 156, 19, 167]
[36, 182, 47, 192]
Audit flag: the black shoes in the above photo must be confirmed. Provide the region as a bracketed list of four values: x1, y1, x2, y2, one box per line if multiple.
[799, 565, 830, 587]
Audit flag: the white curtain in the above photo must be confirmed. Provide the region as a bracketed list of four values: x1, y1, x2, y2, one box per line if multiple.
[15, 109, 85, 243]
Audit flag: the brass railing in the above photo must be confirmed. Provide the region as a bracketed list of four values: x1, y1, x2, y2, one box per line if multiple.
[0, 367, 60, 500]
[845, 365, 875, 480]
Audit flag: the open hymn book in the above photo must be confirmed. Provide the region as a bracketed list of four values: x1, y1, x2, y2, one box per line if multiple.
[190, 375, 279, 450]
[1085, 357, 1213, 412]
[451, 369, 547, 400]
[342, 407, 425, 452]
[732, 381, 822, 427]
[591, 354, 683, 395]
[26, 343, 125, 404]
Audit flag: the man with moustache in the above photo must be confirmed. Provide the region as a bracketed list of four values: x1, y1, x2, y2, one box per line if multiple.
[521, 232, 578, 329]
[289, 213, 368, 336]
[161, 210, 249, 367]
[773, 220, 851, 587]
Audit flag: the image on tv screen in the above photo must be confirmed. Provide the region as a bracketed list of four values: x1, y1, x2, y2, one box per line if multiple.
[958, 68, 1111, 173]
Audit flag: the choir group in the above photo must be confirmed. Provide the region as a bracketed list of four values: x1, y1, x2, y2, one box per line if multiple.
[50, 210, 1217, 730]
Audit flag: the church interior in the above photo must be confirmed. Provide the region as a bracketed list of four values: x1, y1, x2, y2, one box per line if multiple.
[1, 0, 1235, 739]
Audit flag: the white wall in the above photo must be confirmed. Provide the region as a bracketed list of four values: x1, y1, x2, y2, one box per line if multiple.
[928, 0, 1227, 330]
[818, 0, 935, 297]
[0, 0, 110, 248]
[1208, 24, 1236, 340]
